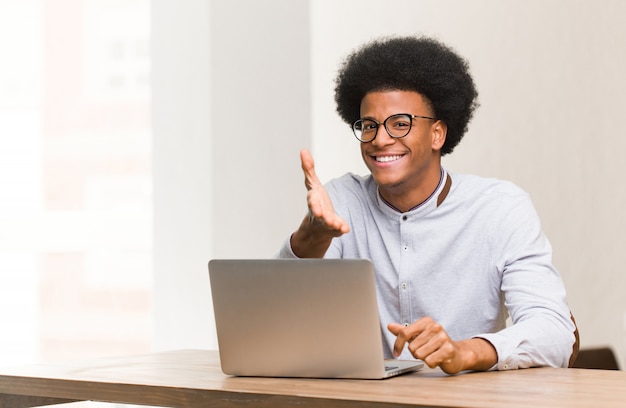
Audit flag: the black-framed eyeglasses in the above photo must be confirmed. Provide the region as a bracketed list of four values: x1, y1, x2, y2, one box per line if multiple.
[352, 113, 436, 143]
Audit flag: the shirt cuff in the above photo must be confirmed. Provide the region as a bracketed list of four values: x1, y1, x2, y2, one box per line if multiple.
[275, 236, 299, 259]
[475, 333, 523, 371]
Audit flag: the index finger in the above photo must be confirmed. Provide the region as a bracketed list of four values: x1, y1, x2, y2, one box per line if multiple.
[388, 318, 435, 358]
[300, 149, 322, 190]
[388, 322, 416, 358]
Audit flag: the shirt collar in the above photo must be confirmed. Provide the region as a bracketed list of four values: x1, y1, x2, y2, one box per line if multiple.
[376, 167, 451, 215]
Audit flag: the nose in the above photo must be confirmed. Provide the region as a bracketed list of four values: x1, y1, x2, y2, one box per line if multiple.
[371, 125, 395, 147]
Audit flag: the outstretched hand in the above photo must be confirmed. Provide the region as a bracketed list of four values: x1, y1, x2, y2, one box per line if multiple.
[290, 149, 350, 258]
[300, 149, 350, 235]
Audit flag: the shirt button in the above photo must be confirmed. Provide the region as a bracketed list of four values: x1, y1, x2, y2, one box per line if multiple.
[403, 323, 410, 327]
[402, 215, 408, 221]
[402, 245, 408, 251]
[401, 282, 408, 289]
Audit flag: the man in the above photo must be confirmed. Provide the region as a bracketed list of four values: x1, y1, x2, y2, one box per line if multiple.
[277, 35, 579, 374]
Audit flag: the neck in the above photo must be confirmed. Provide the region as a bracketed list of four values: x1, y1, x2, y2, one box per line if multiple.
[379, 167, 444, 213]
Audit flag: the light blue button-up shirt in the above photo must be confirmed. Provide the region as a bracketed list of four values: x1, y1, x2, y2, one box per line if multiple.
[279, 169, 577, 370]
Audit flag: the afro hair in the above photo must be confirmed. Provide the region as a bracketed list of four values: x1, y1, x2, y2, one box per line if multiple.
[334, 35, 478, 155]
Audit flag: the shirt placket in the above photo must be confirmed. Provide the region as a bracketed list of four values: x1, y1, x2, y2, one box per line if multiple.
[398, 213, 412, 327]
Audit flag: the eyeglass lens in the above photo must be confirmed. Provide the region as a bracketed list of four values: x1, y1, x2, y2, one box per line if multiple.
[353, 114, 413, 142]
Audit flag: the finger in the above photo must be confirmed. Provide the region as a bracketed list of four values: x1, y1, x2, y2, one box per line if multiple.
[321, 214, 351, 236]
[387, 322, 403, 336]
[421, 341, 457, 370]
[300, 149, 322, 190]
[388, 323, 414, 358]
[308, 205, 350, 236]
[388, 317, 438, 359]
[336, 222, 351, 235]
[408, 329, 448, 362]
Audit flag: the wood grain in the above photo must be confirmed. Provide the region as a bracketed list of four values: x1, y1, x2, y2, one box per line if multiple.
[0, 349, 624, 408]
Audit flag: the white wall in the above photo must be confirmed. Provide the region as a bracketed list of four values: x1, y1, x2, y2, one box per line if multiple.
[208, 1, 311, 259]
[152, 0, 213, 350]
[152, 0, 310, 350]
[153, 0, 626, 367]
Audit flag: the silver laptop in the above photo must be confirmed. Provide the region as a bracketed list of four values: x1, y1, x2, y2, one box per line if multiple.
[208, 258, 423, 379]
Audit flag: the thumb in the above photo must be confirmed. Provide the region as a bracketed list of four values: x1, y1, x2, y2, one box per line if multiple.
[300, 149, 322, 190]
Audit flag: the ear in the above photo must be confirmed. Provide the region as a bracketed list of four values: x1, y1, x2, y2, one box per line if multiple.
[431, 120, 447, 151]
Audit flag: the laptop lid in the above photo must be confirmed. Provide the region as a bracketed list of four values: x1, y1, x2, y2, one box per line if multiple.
[208, 258, 422, 379]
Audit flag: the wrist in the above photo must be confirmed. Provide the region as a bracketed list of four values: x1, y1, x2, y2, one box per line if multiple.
[460, 338, 498, 371]
[290, 221, 333, 258]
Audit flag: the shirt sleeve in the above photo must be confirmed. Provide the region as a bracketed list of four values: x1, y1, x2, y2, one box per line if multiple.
[275, 236, 343, 259]
[475, 192, 577, 370]
[275, 236, 298, 258]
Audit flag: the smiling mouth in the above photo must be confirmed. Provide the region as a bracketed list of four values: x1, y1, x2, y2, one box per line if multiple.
[373, 154, 404, 163]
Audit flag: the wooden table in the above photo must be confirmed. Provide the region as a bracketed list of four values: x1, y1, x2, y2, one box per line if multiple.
[0, 349, 624, 408]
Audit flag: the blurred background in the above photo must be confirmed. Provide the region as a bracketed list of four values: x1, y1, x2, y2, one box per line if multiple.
[1, 2, 625, 407]
[0, 0, 151, 366]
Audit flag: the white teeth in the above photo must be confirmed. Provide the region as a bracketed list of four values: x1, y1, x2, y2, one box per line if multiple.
[375, 155, 403, 163]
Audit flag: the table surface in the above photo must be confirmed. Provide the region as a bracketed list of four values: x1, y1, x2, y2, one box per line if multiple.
[0, 349, 624, 408]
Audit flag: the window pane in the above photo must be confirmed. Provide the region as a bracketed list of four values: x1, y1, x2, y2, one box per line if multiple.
[0, 0, 152, 373]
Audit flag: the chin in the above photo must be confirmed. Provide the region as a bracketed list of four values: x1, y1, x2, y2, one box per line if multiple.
[371, 175, 404, 190]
